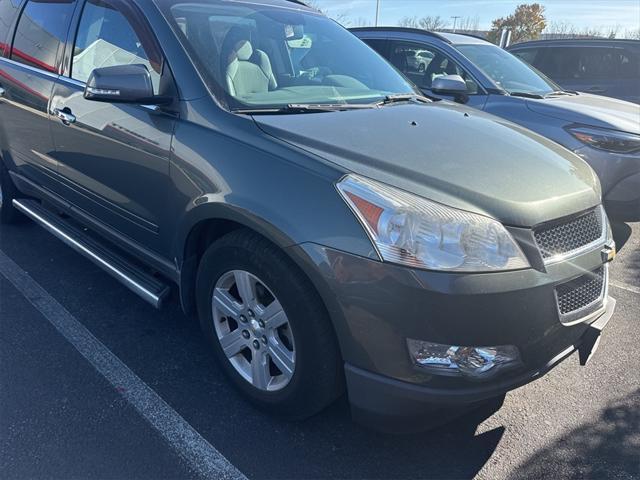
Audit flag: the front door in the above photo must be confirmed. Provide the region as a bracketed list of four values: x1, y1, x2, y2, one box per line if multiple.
[49, 0, 176, 255]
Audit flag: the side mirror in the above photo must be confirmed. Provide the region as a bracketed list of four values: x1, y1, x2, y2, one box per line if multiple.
[431, 74, 469, 104]
[84, 64, 170, 105]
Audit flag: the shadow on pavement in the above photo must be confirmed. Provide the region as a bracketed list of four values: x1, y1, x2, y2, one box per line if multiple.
[611, 222, 632, 250]
[285, 395, 506, 480]
[510, 390, 640, 480]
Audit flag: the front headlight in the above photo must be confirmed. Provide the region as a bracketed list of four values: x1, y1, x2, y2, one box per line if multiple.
[567, 126, 640, 154]
[336, 175, 529, 272]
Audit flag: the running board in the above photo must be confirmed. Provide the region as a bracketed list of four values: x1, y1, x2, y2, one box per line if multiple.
[13, 199, 170, 309]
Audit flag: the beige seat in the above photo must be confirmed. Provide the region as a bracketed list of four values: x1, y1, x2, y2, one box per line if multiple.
[225, 39, 277, 97]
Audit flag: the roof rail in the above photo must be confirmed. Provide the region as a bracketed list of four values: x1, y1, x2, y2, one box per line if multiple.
[349, 27, 452, 44]
[513, 38, 640, 46]
[448, 31, 488, 42]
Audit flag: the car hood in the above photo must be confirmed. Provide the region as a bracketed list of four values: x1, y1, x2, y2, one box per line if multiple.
[526, 93, 640, 134]
[253, 103, 601, 227]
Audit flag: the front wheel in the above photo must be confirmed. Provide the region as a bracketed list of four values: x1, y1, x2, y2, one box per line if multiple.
[196, 229, 344, 419]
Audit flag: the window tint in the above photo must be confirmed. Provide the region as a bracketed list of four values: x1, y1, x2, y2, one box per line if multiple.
[388, 41, 479, 94]
[72, 0, 161, 92]
[617, 48, 639, 78]
[511, 48, 539, 65]
[362, 38, 388, 57]
[538, 46, 639, 80]
[11, 0, 76, 72]
[0, 0, 21, 56]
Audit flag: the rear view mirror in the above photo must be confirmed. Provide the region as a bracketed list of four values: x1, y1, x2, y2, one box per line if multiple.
[431, 74, 469, 104]
[84, 64, 170, 105]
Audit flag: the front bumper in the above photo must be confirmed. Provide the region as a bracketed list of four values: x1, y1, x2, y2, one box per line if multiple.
[345, 298, 615, 432]
[287, 239, 616, 430]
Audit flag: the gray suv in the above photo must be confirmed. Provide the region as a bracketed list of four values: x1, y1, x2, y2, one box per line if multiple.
[508, 39, 640, 104]
[353, 28, 640, 220]
[0, 0, 616, 432]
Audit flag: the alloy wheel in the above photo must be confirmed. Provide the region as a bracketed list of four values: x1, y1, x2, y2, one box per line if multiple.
[212, 270, 296, 392]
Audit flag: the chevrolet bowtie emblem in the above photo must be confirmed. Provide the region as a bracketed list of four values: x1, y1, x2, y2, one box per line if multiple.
[601, 243, 617, 263]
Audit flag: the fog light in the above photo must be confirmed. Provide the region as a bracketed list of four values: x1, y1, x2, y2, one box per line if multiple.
[407, 340, 521, 379]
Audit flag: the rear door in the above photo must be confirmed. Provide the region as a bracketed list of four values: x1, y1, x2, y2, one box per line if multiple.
[0, 0, 77, 190]
[49, 0, 177, 255]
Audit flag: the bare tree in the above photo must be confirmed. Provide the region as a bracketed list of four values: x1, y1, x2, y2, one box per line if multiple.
[625, 28, 640, 39]
[398, 15, 421, 28]
[398, 15, 448, 31]
[458, 16, 480, 32]
[349, 17, 372, 27]
[302, 1, 353, 27]
[419, 15, 447, 31]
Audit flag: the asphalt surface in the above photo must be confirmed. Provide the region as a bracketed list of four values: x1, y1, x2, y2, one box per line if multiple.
[1, 218, 638, 480]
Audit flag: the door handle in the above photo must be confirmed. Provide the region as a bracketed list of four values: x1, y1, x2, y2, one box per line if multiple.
[54, 108, 76, 126]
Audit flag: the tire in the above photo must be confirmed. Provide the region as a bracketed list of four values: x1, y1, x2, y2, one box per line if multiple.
[0, 161, 25, 225]
[196, 229, 344, 419]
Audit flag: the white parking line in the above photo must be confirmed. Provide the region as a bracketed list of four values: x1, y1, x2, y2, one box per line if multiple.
[0, 250, 247, 480]
[610, 281, 640, 295]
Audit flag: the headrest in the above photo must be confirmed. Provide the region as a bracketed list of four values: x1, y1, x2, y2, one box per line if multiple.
[234, 40, 254, 62]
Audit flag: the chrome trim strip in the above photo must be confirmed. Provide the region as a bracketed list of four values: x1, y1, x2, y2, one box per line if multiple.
[540, 205, 607, 266]
[0, 57, 59, 79]
[57, 76, 86, 88]
[12, 199, 166, 309]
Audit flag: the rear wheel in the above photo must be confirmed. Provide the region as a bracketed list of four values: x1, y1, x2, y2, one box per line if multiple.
[196, 229, 344, 419]
[0, 162, 25, 225]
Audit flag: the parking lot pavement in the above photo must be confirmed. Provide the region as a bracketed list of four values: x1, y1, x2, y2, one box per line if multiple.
[1, 220, 638, 480]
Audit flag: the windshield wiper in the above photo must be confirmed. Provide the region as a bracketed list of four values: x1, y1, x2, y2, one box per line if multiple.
[234, 103, 376, 115]
[376, 94, 433, 106]
[286, 103, 376, 112]
[509, 91, 545, 99]
[545, 90, 579, 98]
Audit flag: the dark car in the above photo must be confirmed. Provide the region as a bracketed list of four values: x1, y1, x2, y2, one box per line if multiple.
[352, 28, 640, 220]
[508, 39, 640, 104]
[0, 0, 617, 432]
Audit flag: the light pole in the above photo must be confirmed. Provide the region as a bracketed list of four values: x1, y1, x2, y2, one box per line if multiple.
[451, 15, 461, 32]
[375, 0, 380, 27]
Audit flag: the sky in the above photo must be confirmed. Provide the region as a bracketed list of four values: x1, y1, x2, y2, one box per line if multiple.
[313, 0, 640, 33]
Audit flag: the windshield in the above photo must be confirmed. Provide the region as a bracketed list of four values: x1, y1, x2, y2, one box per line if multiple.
[457, 44, 560, 95]
[158, 1, 416, 110]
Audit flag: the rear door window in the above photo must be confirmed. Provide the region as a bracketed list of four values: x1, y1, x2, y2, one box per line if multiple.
[616, 48, 639, 78]
[10, 0, 76, 73]
[0, 0, 21, 56]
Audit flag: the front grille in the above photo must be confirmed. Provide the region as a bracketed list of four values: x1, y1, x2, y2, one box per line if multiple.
[555, 266, 606, 323]
[535, 207, 604, 262]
